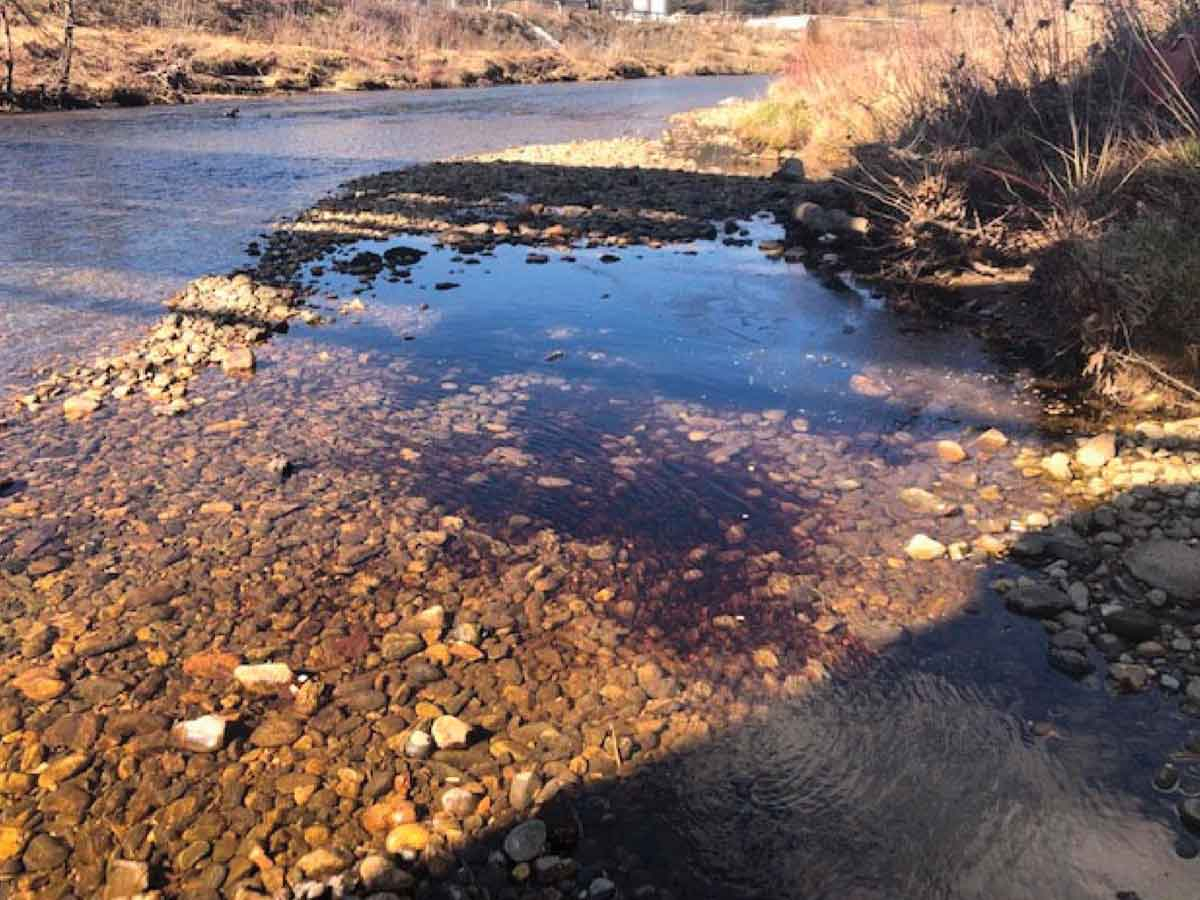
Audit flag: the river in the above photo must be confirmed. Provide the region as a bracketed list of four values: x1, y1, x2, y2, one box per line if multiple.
[0, 76, 1198, 899]
[0, 75, 769, 388]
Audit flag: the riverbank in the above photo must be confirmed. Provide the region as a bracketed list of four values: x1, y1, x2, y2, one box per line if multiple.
[6, 110, 1200, 897]
[1, 7, 789, 110]
[656, 2, 1200, 414]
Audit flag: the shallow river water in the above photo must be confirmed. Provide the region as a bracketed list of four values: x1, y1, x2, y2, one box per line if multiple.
[0, 78, 1198, 900]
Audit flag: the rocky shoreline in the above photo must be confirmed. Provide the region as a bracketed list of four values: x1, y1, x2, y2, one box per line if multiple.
[3, 138, 1200, 898]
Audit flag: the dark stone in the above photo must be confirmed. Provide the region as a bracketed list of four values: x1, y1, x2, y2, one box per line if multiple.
[1104, 609, 1161, 643]
[1006, 585, 1072, 618]
[1048, 648, 1093, 677]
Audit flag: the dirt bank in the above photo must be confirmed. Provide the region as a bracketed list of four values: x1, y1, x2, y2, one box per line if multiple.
[1, 7, 790, 110]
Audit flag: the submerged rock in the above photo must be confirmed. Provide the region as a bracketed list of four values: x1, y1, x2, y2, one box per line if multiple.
[1125, 540, 1200, 604]
[170, 715, 226, 753]
[504, 819, 547, 862]
[904, 534, 946, 561]
[233, 662, 293, 692]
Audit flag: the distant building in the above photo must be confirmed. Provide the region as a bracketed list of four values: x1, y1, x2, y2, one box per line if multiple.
[630, 0, 676, 17]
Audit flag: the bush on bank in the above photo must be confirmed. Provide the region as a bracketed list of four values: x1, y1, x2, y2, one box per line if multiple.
[700, 0, 1200, 408]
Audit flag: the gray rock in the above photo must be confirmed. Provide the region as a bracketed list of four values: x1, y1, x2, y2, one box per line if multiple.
[1006, 584, 1072, 618]
[1049, 629, 1089, 652]
[1103, 608, 1160, 642]
[1049, 648, 1093, 677]
[1094, 633, 1125, 659]
[775, 157, 805, 182]
[1179, 798, 1200, 833]
[1126, 540, 1200, 604]
[1011, 529, 1098, 568]
[504, 819, 547, 862]
[792, 201, 833, 234]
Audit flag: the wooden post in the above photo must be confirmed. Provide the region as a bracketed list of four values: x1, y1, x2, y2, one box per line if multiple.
[1, 0, 15, 107]
[58, 0, 74, 105]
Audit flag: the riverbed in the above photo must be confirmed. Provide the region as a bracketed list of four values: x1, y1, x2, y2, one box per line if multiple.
[1, 77, 1199, 900]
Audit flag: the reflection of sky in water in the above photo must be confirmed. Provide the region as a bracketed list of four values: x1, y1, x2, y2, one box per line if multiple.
[296, 222, 1021, 431]
[0, 75, 770, 384]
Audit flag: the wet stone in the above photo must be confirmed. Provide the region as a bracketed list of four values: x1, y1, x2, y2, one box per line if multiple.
[250, 715, 301, 748]
[504, 819, 547, 863]
[23, 834, 69, 871]
[1125, 540, 1200, 604]
[1104, 609, 1161, 642]
[1006, 584, 1072, 619]
[103, 858, 150, 900]
[1180, 798, 1200, 834]
[431, 715, 471, 749]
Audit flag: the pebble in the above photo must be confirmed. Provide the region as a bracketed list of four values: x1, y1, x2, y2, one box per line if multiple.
[103, 859, 149, 899]
[440, 786, 479, 817]
[23, 834, 69, 871]
[359, 854, 412, 893]
[297, 847, 349, 878]
[973, 428, 1008, 452]
[404, 730, 433, 759]
[509, 771, 539, 811]
[233, 662, 293, 691]
[1076, 432, 1116, 468]
[170, 715, 226, 753]
[221, 346, 256, 373]
[1006, 584, 1072, 618]
[431, 715, 471, 749]
[1179, 798, 1200, 833]
[1041, 452, 1073, 481]
[904, 534, 946, 561]
[385, 823, 430, 854]
[250, 715, 301, 748]
[63, 392, 101, 420]
[935, 440, 966, 463]
[1154, 763, 1180, 791]
[504, 819, 548, 862]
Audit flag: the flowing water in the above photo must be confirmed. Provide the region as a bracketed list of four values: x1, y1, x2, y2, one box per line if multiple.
[1, 77, 1198, 899]
[0, 75, 768, 388]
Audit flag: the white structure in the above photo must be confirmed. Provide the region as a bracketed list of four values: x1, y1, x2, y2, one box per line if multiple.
[630, 0, 675, 18]
[744, 14, 814, 30]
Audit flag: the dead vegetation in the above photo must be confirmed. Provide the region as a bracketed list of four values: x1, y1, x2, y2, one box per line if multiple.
[0, 0, 791, 109]
[685, 0, 1200, 409]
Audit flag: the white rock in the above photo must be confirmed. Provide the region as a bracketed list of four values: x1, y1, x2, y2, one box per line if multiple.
[905, 534, 946, 561]
[404, 730, 433, 759]
[431, 715, 471, 750]
[1076, 432, 1117, 468]
[170, 715, 226, 753]
[1041, 452, 1074, 481]
[233, 662, 293, 692]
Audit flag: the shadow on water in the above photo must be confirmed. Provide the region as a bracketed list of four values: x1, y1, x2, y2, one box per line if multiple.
[4, 158, 1200, 899]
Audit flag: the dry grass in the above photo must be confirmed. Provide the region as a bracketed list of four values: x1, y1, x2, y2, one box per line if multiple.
[685, 0, 1200, 403]
[1, 2, 792, 107]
